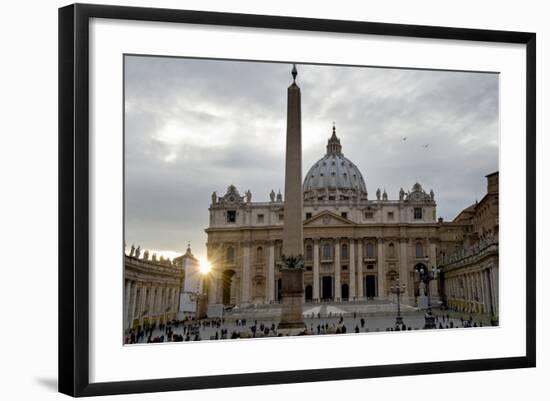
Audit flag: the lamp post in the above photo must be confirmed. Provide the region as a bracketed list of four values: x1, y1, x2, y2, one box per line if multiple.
[415, 262, 440, 329]
[390, 279, 406, 328]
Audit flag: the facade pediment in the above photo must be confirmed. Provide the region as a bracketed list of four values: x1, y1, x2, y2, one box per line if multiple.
[304, 211, 354, 226]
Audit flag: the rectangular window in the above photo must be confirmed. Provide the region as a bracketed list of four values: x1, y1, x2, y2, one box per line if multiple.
[364, 212, 374, 219]
[414, 208, 423, 219]
[278, 213, 284, 221]
[342, 265, 348, 271]
[387, 211, 394, 220]
[367, 264, 374, 270]
[257, 214, 264, 223]
[341, 212, 348, 219]
[227, 210, 236, 223]
[305, 212, 312, 219]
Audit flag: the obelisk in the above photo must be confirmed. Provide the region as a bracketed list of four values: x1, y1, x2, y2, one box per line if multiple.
[278, 64, 306, 333]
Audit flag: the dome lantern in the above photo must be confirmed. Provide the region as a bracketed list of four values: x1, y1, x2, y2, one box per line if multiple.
[326, 123, 342, 156]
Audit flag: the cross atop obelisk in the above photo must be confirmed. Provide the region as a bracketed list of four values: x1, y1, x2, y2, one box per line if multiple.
[278, 64, 306, 334]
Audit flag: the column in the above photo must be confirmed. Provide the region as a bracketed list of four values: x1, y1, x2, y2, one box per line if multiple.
[399, 239, 409, 301]
[465, 275, 470, 304]
[138, 285, 147, 320]
[475, 273, 480, 302]
[455, 277, 460, 299]
[241, 242, 251, 304]
[160, 287, 166, 317]
[155, 286, 165, 322]
[124, 280, 132, 329]
[208, 275, 217, 305]
[166, 288, 172, 314]
[472, 274, 478, 311]
[481, 269, 489, 314]
[151, 285, 161, 316]
[313, 239, 320, 301]
[151, 286, 158, 316]
[473, 274, 478, 304]
[334, 239, 341, 301]
[356, 239, 364, 300]
[173, 287, 179, 314]
[477, 271, 487, 313]
[349, 239, 356, 300]
[491, 266, 499, 316]
[478, 273, 483, 311]
[128, 282, 137, 328]
[429, 241, 438, 296]
[467, 274, 474, 310]
[130, 281, 138, 327]
[377, 239, 385, 298]
[267, 241, 275, 303]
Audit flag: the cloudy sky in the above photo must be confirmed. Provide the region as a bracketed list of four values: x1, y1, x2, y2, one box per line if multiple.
[124, 55, 499, 261]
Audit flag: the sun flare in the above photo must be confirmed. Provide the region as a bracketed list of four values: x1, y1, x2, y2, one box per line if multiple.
[199, 258, 212, 274]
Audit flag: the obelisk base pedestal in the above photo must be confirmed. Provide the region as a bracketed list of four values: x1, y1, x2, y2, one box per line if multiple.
[278, 268, 306, 335]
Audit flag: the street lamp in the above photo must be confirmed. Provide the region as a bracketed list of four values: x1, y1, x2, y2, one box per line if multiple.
[390, 279, 406, 328]
[415, 263, 440, 329]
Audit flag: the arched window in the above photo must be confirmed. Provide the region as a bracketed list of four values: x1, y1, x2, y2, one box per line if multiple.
[305, 244, 313, 260]
[415, 242, 424, 258]
[366, 242, 375, 258]
[323, 243, 332, 259]
[388, 243, 396, 258]
[225, 246, 235, 263]
[341, 243, 348, 259]
[256, 246, 263, 263]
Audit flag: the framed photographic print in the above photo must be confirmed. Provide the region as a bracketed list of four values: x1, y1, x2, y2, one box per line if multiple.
[58, 3, 536, 397]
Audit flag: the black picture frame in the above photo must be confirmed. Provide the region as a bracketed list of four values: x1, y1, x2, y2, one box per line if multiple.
[59, 3, 536, 397]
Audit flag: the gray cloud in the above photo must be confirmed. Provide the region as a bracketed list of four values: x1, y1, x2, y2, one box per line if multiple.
[124, 56, 498, 259]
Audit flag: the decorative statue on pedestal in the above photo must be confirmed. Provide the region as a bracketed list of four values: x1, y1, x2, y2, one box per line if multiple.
[280, 254, 304, 270]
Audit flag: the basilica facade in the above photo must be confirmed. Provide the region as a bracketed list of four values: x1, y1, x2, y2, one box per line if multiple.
[205, 127, 447, 307]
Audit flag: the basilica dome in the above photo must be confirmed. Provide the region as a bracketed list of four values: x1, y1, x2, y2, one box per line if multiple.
[303, 126, 368, 200]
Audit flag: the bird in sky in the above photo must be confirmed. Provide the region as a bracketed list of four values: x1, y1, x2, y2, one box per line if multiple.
[402, 137, 407, 141]
[422, 144, 430, 148]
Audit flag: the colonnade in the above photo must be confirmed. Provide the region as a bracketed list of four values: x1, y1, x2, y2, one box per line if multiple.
[124, 279, 180, 329]
[445, 266, 498, 315]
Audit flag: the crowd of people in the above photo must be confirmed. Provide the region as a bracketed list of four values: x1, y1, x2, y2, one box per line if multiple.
[124, 309, 489, 344]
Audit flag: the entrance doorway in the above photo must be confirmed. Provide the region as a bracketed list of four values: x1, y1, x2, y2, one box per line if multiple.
[365, 275, 376, 299]
[222, 270, 236, 305]
[305, 285, 313, 301]
[322, 276, 333, 300]
[277, 278, 282, 301]
[341, 284, 349, 300]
